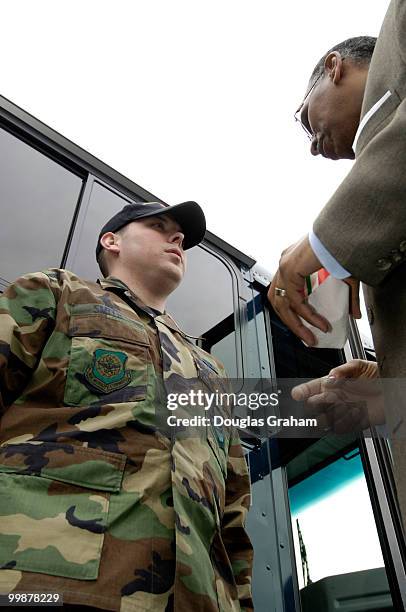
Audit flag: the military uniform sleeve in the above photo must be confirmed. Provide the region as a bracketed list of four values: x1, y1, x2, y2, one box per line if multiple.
[222, 427, 254, 611]
[0, 271, 58, 412]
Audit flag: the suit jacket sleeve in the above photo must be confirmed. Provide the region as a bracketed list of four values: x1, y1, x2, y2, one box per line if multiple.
[313, 0, 406, 287]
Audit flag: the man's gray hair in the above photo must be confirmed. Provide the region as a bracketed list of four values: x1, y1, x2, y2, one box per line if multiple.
[309, 36, 377, 89]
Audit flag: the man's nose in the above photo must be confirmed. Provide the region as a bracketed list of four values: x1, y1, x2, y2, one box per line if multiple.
[310, 135, 320, 156]
[170, 231, 185, 248]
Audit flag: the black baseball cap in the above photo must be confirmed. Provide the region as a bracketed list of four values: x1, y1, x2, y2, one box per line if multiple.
[96, 201, 206, 259]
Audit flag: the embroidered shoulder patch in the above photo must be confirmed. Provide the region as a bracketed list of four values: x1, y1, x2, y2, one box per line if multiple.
[85, 349, 132, 394]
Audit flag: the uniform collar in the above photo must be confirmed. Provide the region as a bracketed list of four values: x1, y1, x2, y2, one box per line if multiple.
[98, 276, 133, 293]
[154, 313, 203, 339]
[97, 276, 162, 319]
[97, 276, 203, 340]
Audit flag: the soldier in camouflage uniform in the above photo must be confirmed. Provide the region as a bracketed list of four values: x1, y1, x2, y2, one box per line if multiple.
[0, 201, 253, 611]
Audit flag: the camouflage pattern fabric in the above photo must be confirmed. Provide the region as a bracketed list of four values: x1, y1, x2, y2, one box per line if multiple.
[0, 269, 253, 611]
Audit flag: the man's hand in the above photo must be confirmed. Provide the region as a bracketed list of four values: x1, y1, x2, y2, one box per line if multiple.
[291, 359, 383, 433]
[267, 236, 361, 346]
[267, 236, 330, 346]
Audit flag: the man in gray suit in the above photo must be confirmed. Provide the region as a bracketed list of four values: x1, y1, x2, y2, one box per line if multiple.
[268, 0, 406, 527]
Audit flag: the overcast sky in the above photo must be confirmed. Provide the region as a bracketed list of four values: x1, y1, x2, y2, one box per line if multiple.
[2, 0, 389, 339]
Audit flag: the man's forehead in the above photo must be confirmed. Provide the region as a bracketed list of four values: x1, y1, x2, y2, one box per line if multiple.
[137, 212, 182, 230]
[153, 212, 179, 226]
[157, 212, 175, 223]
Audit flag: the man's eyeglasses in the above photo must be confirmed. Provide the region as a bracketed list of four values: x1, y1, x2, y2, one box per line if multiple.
[294, 72, 323, 140]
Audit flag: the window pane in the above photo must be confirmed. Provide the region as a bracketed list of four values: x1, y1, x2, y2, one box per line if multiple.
[69, 181, 136, 280]
[288, 441, 394, 610]
[211, 332, 238, 378]
[167, 247, 238, 377]
[0, 127, 83, 281]
[167, 248, 234, 336]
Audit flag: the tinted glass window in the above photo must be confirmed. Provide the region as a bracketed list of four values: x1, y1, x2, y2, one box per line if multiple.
[0, 127, 83, 281]
[167, 248, 234, 336]
[167, 247, 238, 377]
[288, 442, 393, 611]
[210, 333, 238, 378]
[69, 181, 137, 280]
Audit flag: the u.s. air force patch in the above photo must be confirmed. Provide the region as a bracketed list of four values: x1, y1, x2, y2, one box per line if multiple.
[85, 349, 132, 393]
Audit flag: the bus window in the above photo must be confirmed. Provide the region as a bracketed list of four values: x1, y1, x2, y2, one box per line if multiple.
[68, 180, 138, 280]
[288, 440, 393, 610]
[167, 246, 239, 378]
[0, 126, 83, 283]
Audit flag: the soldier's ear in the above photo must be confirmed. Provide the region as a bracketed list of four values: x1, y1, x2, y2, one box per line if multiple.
[100, 232, 121, 254]
[324, 51, 343, 85]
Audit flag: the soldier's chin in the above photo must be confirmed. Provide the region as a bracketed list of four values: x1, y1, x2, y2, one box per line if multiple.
[163, 264, 184, 286]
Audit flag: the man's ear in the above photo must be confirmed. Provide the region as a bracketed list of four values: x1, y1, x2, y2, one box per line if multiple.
[99, 232, 121, 254]
[324, 51, 343, 85]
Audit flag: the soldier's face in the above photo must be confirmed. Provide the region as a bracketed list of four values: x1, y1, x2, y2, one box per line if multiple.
[119, 214, 186, 288]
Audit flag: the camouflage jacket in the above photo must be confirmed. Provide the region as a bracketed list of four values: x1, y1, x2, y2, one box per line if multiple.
[0, 269, 253, 612]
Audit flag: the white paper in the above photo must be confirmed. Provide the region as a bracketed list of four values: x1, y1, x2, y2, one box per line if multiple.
[301, 275, 349, 349]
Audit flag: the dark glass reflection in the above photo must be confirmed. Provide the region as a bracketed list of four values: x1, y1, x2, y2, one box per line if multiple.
[69, 182, 135, 280]
[167, 247, 238, 377]
[0, 127, 83, 281]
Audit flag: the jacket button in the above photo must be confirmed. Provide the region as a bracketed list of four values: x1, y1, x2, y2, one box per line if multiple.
[400, 240, 406, 253]
[367, 307, 374, 325]
[390, 249, 403, 264]
[376, 258, 392, 271]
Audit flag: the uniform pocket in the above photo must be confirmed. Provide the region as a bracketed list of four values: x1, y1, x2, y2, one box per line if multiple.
[0, 442, 126, 580]
[65, 311, 150, 406]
